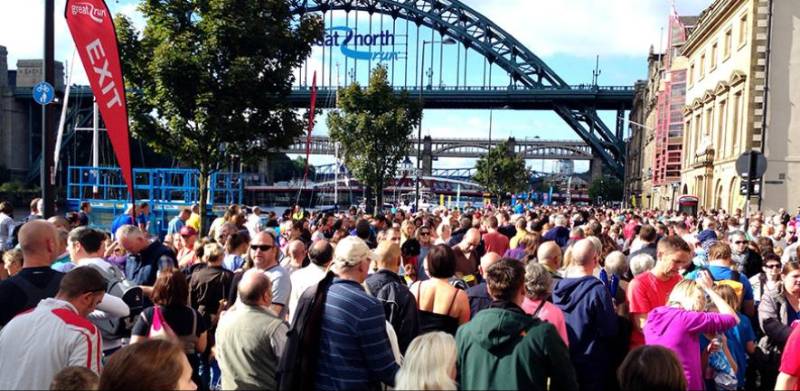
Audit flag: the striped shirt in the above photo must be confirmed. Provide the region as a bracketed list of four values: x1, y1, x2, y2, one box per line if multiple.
[315, 278, 399, 390]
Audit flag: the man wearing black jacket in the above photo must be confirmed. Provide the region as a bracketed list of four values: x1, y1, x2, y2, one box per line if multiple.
[364, 241, 419, 353]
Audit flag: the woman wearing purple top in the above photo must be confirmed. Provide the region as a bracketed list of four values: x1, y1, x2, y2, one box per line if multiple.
[644, 273, 739, 391]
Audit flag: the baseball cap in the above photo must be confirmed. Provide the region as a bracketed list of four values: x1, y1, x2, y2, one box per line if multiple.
[180, 226, 198, 237]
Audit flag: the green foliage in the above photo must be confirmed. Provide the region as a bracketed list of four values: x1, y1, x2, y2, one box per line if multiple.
[0, 181, 29, 193]
[327, 65, 421, 212]
[474, 141, 530, 199]
[115, 0, 323, 232]
[588, 176, 623, 203]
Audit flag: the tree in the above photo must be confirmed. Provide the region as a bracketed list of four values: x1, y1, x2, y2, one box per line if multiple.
[474, 141, 529, 202]
[588, 176, 623, 204]
[115, 0, 323, 233]
[327, 65, 421, 213]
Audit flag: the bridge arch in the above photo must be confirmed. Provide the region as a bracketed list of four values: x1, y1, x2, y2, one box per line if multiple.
[433, 143, 489, 156]
[289, 0, 628, 177]
[520, 145, 592, 159]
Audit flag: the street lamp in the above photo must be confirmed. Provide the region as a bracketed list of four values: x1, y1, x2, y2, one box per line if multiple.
[671, 182, 680, 212]
[416, 37, 456, 211]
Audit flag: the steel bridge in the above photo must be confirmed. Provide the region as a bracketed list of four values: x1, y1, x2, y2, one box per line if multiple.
[283, 135, 594, 174]
[288, 0, 633, 177]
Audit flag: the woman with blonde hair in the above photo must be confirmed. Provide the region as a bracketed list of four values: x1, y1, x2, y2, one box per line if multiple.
[644, 275, 739, 391]
[395, 332, 457, 390]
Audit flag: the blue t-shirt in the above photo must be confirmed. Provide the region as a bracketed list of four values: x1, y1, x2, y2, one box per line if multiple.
[223, 254, 245, 272]
[166, 217, 184, 236]
[685, 265, 754, 301]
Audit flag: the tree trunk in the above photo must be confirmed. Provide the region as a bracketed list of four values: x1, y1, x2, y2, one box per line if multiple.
[198, 165, 209, 236]
[375, 181, 384, 216]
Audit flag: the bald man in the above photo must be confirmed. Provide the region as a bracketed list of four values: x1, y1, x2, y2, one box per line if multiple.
[537, 241, 563, 282]
[452, 228, 482, 279]
[552, 239, 618, 391]
[466, 252, 503, 318]
[280, 240, 307, 275]
[0, 220, 63, 326]
[216, 270, 288, 390]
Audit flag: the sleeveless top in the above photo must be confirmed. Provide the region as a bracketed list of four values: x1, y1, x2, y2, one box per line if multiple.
[416, 283, 460, 336]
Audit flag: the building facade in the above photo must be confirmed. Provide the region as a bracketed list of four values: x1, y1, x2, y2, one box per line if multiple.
[680, 0, 788, 213]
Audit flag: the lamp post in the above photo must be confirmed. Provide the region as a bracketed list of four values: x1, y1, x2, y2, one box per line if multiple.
[416, 37, 456, 212]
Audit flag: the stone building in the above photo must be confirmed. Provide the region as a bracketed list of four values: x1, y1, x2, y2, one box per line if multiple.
[680, 0, 798, 214]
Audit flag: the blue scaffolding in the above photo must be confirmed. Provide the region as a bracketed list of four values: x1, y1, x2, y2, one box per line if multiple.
[66, 166, 243, 237]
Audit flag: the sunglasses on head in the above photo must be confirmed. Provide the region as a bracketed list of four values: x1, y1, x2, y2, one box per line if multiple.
[250, 244, 274, 251]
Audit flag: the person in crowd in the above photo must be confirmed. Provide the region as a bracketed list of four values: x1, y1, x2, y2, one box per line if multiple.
[757, 261, 800, 389]
[451, 228, 482, 280]
[522, 262, 569, 346]
[0, 267, 106, 390]
[617, 345, 687, 391]
[117, 225, 177, 300]
[49, 366, 99, 391]
[685, 241, 756, 318]
[553, 238, 619, 391]
[228, 231, 291, 318]
[776, 324, 800, 390]
[314, 236, 399, 389]
[456, 258, 578, 390]
[750, 252, 783, 306]
[222, 231, 249, 272]
[0, 220, 63, 326]
[543, 214, 570, 248]
[215, 222, 238, 249]
[482, 216, 510, 256]
[537, 240, 563, 282]
[65, 227, 131, 355]
[99, 339, 196, 390]
[2, 247, 22, 278]
[0, 201, 14, 251]
[708, 284, 757, 388]
[627, 236, 692, 349]
[417, 225, 434, 269]
[730, 230, 763, 278]
[280, 239, 307, 275]
[466, 251, 502, 318]
[395, 332, 457, 390]
[509, 217, 528, 249]
[167, 207, 191, 236]
[365, 240, 419, 353]
[177, 226, 199, 268]
[434, 222, 451, 245]
[288, 240, 332, 317]
[627, 225, 658, 261]
[215, 269, 288, 390]
[131, 268, 208, 389]
[411, 244, 470, 335]
[50, 228, 72, 271]
[109, 205, 135, 238]
[629, 252, 656, 277]
[644, 276, 739, 391]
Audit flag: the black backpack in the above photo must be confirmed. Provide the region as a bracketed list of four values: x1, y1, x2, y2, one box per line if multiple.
[84, 263, 144, 339]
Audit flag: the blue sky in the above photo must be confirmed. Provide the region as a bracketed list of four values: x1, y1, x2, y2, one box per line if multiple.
[2, 0, 711, 172]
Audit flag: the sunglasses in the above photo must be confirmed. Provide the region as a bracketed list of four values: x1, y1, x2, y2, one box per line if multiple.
[734, 241, 747, 244]
[419, 232, 431, 236]
[250, 244, 274, 251]
[765, 264, 781, 269]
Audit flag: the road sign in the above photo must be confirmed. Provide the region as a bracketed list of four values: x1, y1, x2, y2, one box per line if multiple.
[32, 81, 55, 105]
[736, 151, 767, 178]
[739, 179, 761, 196]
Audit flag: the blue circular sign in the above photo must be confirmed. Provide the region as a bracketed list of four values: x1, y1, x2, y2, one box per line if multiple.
[33, 81, 55, 105]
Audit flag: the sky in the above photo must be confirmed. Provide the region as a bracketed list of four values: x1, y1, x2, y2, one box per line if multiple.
[1, 0, 712, 173]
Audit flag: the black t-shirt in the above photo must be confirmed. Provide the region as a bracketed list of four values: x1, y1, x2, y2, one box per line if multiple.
[0, 267, 64, 326]
[189, 266, 233, 318]
[132, 305, 208, 338]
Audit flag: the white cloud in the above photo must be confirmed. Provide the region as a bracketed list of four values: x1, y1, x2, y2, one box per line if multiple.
[465, 0, 711, 57]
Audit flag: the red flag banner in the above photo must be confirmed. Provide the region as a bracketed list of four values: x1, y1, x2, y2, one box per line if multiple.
[65, 0, 134, 200]
[303, 71, 318, 186]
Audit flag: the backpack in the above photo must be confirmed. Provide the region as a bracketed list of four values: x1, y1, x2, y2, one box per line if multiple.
[84, 263, 144, 339]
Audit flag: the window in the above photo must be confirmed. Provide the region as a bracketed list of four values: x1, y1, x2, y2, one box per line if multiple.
[689, 63, 695, 85]
[717, 100, 726, 155]
[710, 42, 718, 69]
[699, 52, 706, 79]
[739, 13, 748, 47]
[724, 27, 732, 59]
[732, 92, 742, 152]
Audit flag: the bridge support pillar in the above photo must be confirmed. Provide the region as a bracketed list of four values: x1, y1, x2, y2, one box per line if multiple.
[506, 137, 516, 156]
[590, 156, 604, 181]
[422, 136, 433, 176]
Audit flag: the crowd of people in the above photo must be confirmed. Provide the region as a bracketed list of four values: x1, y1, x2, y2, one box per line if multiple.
[1, 196, 800, 390]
